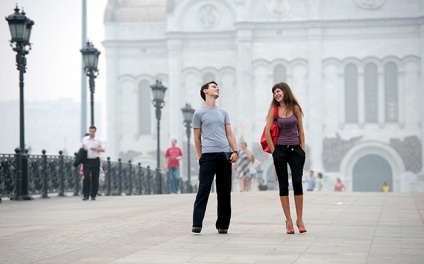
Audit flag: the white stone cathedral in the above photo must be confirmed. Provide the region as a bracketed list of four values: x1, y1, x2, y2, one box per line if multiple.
[103, 0, 424, 192]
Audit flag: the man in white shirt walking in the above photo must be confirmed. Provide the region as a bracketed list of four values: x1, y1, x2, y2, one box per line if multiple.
[78, 126, 105, 200]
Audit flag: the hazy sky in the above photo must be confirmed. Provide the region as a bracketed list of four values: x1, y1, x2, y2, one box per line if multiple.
[0, 0, 107, 104]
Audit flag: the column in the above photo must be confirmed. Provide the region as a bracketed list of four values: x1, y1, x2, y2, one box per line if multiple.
[398, 71, 405, 128]
[338, 72, 345, 128]
[167, 37, 184, 172]
[105, 46, 119, 160]
[307, 28, 323, 171]
[420, 25, 424, 175]
[358, 69, 365, 127]
[378, 69, 385, 127]
[236, 28, 253, 145]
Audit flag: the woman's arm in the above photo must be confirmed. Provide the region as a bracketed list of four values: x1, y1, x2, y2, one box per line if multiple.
[265, 107, 276, 153]
[295, 105, 305, 151]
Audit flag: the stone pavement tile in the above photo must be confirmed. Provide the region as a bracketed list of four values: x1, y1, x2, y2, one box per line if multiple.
[330, 253, 368, 264]
[294, 253, 333, 263]
[366, 254, 406, 264]
[1, 192, 424, 263]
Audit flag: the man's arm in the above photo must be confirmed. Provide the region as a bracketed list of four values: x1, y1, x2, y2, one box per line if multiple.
[193, 128, 202, 160]
[92, 139, 105, 153]
[225, 124, 238, 163]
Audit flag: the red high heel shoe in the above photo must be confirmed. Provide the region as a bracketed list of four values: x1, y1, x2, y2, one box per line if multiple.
[285, 221, 295, 234]
[296, 221, 307, 233]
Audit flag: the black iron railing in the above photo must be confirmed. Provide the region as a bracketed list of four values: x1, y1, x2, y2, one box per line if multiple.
[0, 151, 196, 201]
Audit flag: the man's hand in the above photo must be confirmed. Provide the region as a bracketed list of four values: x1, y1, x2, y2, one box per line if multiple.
[229, 153, 238, 163]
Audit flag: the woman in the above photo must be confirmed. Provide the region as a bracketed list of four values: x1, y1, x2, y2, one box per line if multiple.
[334, 177, 345, 192]
[236, 142, 251, 192]
[380, 181, 389, 192]
[265, 82, 307, 234]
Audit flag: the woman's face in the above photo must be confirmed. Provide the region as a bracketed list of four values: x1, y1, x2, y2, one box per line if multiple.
[273, 88, 284, 103]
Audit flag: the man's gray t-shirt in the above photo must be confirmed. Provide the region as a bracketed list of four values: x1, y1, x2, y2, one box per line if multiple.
[192, 107, 232, 153]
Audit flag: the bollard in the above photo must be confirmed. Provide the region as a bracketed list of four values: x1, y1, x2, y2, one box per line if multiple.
[156, 168, 161, 194]
[73, 152, 80, 196]
[128, 160, 133, 195]
[41, 150, 49, 198]
[147, 166, 151, 195]
[58, 151, 65, 197]
[106, 157, 111, 196]
[118, 158, 122, 195]
[138, 163, 142, 195]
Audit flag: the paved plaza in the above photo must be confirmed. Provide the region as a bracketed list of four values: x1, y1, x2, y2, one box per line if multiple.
[1, 191, 423, 264]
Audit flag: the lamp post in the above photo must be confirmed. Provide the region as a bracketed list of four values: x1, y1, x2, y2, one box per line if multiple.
[181, 103, 195, 186]
[6, 5, 34, 200]
[80, 41, 100, 126]
[151, 79, 167, 194]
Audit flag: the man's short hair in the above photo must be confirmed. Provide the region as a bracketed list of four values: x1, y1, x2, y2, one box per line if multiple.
[200, 81, 217, 101]
[89, 126, 97, 131]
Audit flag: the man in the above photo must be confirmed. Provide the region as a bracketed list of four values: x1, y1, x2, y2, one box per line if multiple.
[78, 126, 105, 200]
[192, 81, 238, 234]
[306, 170, 316, 191]
[164, 138, 183, 194]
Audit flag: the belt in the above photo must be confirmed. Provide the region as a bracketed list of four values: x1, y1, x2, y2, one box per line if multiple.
[276, 144, 300, 149]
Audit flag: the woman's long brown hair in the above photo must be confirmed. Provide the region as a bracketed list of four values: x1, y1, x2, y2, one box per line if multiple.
[268, 82, 303, 118]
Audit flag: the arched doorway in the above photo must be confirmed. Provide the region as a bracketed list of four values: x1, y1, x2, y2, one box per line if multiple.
[352, 154, 393, 192]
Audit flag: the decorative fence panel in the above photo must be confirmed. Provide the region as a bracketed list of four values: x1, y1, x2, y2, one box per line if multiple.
[0, 152, 196, 200]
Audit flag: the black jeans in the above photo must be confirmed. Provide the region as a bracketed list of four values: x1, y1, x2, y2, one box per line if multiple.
[273, 145, 305, 196]
[193, 152, 232, 229]
[83, 158, 100, 198]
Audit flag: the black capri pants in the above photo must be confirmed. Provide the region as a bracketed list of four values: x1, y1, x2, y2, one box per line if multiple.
[272, 145, 306, 196]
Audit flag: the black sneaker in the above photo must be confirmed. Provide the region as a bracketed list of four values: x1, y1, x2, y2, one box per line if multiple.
[218, 228, 228, 234]
[192, 226, 202, 233]
[82, 197, 89, 201]
[91, 197, 96, 200]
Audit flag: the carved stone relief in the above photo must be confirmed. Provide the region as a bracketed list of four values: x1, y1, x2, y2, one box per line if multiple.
[323, 133, 363, 172]
[390, 136, 422, 173]
[198, 4, 220, 28]
[267, 0, 290, 17]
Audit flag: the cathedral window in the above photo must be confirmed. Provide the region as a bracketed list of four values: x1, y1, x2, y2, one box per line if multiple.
[364, 63, 378, 123]
[384, 62, 398, 122]
[345, 63, 358, 123]
[138, 80, 151, 134]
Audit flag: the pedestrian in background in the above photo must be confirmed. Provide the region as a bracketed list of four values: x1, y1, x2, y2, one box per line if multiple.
[306, 170, 316, 191]
[191, 81, 238, 234]
[164, 138, 183, 194]
[380, 181, 389, 192]
[248, 155, 261, 191]
[334, 177, 345, 192]
[236, 141, 252, 192]
[264, 82, 307, 234]
[316, 173, 323, 191]
[78, 126, 105, 201]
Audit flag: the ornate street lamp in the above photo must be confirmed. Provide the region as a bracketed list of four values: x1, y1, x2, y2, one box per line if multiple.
[80, 41, 100, 126]
[6, 5, 34, 200]
[181, 103, 195, 187]
[151, 79, 167, 194]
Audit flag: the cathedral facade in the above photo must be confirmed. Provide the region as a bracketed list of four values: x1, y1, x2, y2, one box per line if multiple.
[103, 0, 424, 192]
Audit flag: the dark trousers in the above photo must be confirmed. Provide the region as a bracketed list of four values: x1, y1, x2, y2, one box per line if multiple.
[193, 153, 232, 229]
[83, 158, 100, 198]
[273, 145, 305, 196]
